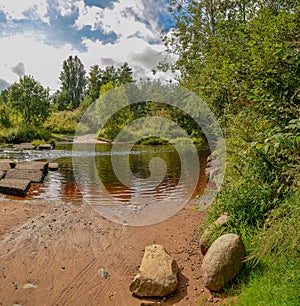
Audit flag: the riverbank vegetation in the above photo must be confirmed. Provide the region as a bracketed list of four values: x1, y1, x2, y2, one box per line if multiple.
[0, 59, 137, 144]
[0, 57, 203, 145]
[162, 0, 299, 304]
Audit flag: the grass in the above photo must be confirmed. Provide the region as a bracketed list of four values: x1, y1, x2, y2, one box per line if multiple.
[235, 193, 300, 305]
[207, 192, 300, 306]
[235, 255, 300, 306]
[202, 106, 300, 305]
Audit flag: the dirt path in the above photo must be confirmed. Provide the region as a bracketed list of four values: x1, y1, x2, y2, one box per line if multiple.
[0, 196, 227, 306]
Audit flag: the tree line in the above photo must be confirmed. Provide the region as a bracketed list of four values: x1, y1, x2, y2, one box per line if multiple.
[0, 56, 134, 129]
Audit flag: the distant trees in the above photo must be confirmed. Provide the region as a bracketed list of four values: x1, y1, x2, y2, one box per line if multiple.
[55, 56, 134, 111]
[85, 62, 134, 101]
[59, 55, 86, 110]
[79, 62, 134, 112]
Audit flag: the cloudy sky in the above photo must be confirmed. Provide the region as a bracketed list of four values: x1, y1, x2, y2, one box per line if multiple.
[0, 0, 175, 92]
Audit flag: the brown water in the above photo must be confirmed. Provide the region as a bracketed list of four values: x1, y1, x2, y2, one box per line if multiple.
[0, 143, 209, 205]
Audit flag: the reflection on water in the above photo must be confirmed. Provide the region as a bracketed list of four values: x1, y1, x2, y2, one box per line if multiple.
[0, 143, 209, 204]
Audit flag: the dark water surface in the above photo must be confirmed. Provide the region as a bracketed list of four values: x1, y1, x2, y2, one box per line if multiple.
[0, 143, 209, 205]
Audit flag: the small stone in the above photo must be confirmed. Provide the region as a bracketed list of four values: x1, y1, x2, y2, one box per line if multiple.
[98, 268, 110, 278]
[199, 214, 230, 255]
[23, 283, 37, 289]
[48, 163, 59, 171]
[38, 144, 53, 150]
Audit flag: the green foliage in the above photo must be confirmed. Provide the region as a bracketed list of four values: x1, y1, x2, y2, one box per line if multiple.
[96, 82, 133, 141]
[233, 192, 300, 305]
[8, 75, 50, 125]
[0, 103, 21, 128]
[44, 110, 81, 134]
[59, 55, 86, 110]
[162, 2, 300, 301]
[164, 1, 300, 117]
[83, 62, 134, 111]
[136, 136, 169, 145]
[0, 124, 51, 144]
[249, 192, 300, 263]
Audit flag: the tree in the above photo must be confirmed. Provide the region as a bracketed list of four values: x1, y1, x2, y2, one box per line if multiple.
[117, 62, 134, 84]
[59, 55, 86, 109]
[0, 88, 9, 104]
[83, 62, 134, 111]
[86, 65, 103, 102]
[163, 0, 300, 116]
[8, 75, 50, 125]
[96, 82, 133, 141]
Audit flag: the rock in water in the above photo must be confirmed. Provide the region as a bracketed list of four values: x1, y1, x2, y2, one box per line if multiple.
[201, 234, 245, 291]
[129, 244, 180, 297]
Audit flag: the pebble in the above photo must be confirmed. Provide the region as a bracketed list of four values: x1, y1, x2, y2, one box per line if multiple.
[98, 268, 110, 278]
[23, 283, 37, 289]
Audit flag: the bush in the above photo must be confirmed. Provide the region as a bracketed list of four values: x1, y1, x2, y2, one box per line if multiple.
[0, 125, 52, 144]
[44, 110, 81, 134]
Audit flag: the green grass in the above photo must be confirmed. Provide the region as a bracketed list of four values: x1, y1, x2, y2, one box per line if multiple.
[209, 192, 300, 306]
[235, 255, 300, 306]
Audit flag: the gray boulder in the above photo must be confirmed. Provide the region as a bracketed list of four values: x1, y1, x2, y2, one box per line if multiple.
[201, 234, 245, 291]
[129, 244, 180, 297]
[199, 214, 230, 255]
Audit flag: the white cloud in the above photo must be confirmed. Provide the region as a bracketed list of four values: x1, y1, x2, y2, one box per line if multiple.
[82, 36, 174, 82]
[54, 0, 80, 17]
[0, 0, 176, 90]
[11, 63, 25, 77]
[101, 0, 158, 41]
[0, 34, 75, 90]
[75, 1, 104, 31]
[0, 0, 49, 24]
[0, 79, 10, 91]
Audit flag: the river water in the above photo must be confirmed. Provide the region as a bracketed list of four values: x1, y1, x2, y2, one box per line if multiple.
[0, 143, 209, 207]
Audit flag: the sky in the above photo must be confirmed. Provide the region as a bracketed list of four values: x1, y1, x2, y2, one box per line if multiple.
[0, 0, 176, 92]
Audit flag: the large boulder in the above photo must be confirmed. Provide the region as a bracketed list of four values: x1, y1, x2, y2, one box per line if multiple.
[129, 244, 180, 297]
[199, 214, 230, 255]
[201, 234, 245, 291]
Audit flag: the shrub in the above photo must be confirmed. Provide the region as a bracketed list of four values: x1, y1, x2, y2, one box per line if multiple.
[44, 110, 81, 134]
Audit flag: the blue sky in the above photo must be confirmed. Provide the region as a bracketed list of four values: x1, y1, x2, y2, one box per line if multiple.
[0, 0, 175, 92]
